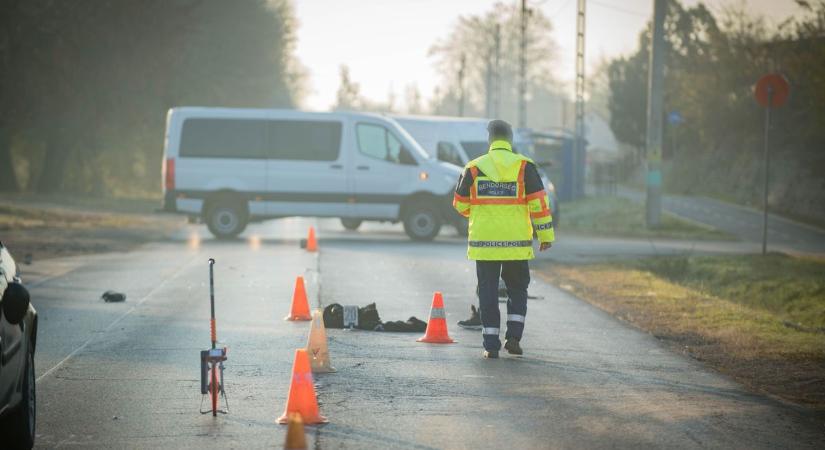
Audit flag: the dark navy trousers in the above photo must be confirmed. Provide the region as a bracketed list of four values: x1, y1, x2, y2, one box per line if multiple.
[476, 260, 530, 351]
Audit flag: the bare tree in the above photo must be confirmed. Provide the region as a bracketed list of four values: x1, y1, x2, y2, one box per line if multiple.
[428, 1, 561, 126]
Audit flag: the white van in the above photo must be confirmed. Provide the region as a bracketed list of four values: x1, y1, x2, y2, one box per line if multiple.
[392, 114, 559, 221]
[161, 108, 464, 240]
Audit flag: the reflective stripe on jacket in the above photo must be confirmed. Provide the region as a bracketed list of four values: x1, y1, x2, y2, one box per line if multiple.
[452, 140, 555, 260]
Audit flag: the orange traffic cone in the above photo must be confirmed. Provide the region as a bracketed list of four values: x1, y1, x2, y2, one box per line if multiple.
[307, 310, 335, 373]
[417, 291, 456, 344]
[284, 413, 308, 449]
[285, 276, 312, 321]
[306, 227, 318, 252]
[278, 349, 328, 425]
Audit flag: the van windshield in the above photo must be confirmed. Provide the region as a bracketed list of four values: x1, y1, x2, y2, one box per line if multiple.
[389, 121, 431, 160]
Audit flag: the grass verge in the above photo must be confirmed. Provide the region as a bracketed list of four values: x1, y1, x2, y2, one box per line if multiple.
[535, 254, 825, 413]
[561, 196, 733, 240]
[0, 201, 184, 260]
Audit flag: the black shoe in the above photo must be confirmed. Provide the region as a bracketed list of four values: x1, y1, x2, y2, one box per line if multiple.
[457, 305, 482, 330]
[483, 349, 499, 359]
[406, 316, 428, 332]
[504, 338, 523, 355]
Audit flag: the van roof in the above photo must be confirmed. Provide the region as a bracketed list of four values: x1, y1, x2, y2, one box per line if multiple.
[391, 114, 490, 124]
[392, 114, 535, 146]
[168, 107, 392, 122]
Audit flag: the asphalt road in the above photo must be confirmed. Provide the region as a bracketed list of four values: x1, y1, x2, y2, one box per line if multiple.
[25, 220, 825, 449]
[618, 188, 825, 256]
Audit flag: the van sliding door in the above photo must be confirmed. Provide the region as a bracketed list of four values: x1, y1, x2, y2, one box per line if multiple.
[265, 119, 351, 218]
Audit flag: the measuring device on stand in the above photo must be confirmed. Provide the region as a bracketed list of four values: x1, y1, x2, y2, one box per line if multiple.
[200, 258, 229, 416]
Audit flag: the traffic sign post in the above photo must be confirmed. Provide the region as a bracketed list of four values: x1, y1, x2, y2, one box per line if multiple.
[667, 111, 683, 125]
[668, 111, 683, 158]
[753, 73, 789, 255]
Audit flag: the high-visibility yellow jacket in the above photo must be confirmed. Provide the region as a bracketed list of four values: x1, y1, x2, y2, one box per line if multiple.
[452, 140, 555, 260]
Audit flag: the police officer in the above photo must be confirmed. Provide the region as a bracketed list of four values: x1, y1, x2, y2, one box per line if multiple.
[452, 120, 555, 358]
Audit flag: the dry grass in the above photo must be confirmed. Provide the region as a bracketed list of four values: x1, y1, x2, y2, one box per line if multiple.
[0, 202, 183, 260]
[535, 257, 825, 414]
[0, 204, 152, 230]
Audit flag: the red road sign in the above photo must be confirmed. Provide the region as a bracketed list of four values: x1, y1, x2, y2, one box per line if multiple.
[754, 73, 790, 108]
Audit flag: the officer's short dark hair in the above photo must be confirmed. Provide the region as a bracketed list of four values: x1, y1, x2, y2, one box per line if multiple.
[487, 119, 513, 143]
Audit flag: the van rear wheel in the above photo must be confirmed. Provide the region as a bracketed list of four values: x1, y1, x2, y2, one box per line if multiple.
[206, 197, 248, 239]
[340, 218, 362, 231]
[403, 202, 441, 241]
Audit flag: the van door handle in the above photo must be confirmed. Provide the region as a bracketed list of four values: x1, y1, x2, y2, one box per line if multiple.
[356, 165, 370, 171]
[330, 164, 343, 169]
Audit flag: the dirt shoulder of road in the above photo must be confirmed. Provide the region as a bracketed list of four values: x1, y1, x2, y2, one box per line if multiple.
[535, 254, 825, 416]
[561, 196, 734, 240]
[0, 198, 186, 261]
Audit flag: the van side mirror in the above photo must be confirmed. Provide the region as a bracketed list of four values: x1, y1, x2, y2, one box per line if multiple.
[399, 147, 417, 166]
[2, 282, 30, 325]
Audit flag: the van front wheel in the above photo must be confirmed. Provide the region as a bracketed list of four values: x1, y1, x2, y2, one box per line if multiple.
[206, 197, 248, 239]
[403, 203, 441, 241]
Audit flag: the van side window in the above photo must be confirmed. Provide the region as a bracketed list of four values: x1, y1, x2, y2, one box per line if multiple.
[267, 120, 342, 161]
[180, 119, 266, 159]
[437, 141, 463, 166]
[357, 123, 410, 165]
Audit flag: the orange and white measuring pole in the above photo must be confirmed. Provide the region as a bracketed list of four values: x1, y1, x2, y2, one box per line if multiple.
[208, 258, 217, 349]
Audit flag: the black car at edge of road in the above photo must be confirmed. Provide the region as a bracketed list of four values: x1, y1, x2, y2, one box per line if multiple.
[0, 241, 38, 449]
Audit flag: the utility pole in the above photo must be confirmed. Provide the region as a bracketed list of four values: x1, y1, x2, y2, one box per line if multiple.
[494, 23, 502, 118]
[485, 39, 493, 118]
[519, 0, 527, 128]
[645, 0, 666, 227]
[761, 88, 772, 255]
[574, 0, 586, 199]
[458, 53, 466, 117]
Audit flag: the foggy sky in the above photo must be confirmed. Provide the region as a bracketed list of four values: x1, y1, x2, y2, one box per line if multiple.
[294, 0, 801, 111]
